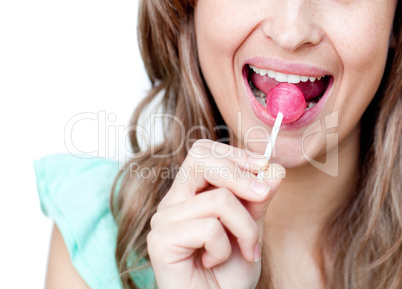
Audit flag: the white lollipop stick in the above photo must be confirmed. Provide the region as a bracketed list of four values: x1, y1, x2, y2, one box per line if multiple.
[257, 112, 283, 180]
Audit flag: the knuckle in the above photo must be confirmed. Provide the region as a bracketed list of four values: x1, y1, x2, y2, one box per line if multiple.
[203, 218, 222, 240]
[216, 245, 232, 263]
[210, 188, 235, 207]
[156, 194, 170, 211]
[147, 227, 168, 258]
[190, 142, 210, 157]
[192, 139, 212, 147]
[146, 230, 157, 253]
[188, 139, 216, 160]
[149, 212, 160, 229]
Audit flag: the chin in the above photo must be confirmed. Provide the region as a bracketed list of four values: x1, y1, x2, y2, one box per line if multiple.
[243, 137, 308, 169]
[243, 127, 335, 170]
[269, 155, 311, 169]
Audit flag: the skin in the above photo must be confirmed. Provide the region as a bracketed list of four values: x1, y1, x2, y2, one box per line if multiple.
[196, 0, 396, 167]
[45, 225, 90, 289]
[148, 0, 397, 288]
[46, 0, 397, 288]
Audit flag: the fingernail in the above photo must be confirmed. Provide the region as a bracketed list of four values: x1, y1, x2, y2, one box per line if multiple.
[248, 155, 268, 168]
[249, 179, 270, 197]
[253, 243, 261, 262]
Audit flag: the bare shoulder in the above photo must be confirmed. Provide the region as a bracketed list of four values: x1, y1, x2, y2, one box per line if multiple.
[45, 224, 91, 289]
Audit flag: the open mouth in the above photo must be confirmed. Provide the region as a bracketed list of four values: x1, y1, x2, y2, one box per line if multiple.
[246, 64, 331, 113]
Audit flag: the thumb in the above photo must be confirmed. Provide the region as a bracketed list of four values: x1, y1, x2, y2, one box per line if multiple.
[245, 163, 286, 221]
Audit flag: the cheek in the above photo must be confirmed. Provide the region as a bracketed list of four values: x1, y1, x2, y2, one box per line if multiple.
[195, 2, 256, 60]
[323, 2, 395, 127]
[325, 3, 394, 75]
[194, 1, 260, 127]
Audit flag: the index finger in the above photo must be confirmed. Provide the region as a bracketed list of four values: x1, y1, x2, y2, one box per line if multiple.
[187, 139, 271, 173]
[159, 140, 283, 210]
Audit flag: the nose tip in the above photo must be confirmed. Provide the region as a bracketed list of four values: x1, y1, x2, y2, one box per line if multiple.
[267, 23, 322, 51]
[261, 4, 322, 51]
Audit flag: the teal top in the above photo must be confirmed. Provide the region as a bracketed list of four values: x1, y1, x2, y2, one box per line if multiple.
[34, 154, 156, 289]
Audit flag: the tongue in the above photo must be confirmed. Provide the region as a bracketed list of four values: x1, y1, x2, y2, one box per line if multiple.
[266, 83, 306, 123]
[251, 72, 328, 100]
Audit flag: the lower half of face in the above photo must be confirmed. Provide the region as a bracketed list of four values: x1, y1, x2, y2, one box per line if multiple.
[194, 0, 397, 168]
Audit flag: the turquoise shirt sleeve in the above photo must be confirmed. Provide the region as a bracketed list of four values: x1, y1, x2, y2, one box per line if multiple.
[34, 154, 155, 289]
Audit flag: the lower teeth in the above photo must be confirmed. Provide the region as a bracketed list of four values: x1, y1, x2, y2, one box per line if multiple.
[305, 102, 317, 111]
[250, 80, 267, 106]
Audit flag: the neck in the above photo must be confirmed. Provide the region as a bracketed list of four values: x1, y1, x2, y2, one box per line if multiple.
[261, 126, 360, 288]
[265, 126, 360, 239]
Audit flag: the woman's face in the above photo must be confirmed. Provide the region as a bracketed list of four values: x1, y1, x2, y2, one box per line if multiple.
[194, 0, 397, 168]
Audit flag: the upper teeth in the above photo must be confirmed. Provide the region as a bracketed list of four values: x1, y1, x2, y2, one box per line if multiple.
[249, 65, 325, 84]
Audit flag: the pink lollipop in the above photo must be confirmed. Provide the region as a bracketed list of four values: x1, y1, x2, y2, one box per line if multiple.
[266, 83, 306, 123]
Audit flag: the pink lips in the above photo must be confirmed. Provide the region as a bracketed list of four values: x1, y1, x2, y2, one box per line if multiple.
[243, 62, 333, 130]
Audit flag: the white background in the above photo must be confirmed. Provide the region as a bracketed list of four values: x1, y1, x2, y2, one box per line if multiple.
[0, 1, 149, 288]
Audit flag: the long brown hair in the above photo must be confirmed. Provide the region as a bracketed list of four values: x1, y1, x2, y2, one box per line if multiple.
[111, 1, 402, 288]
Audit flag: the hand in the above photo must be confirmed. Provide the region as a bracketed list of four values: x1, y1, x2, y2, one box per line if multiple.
[147, 139, 285, 289]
